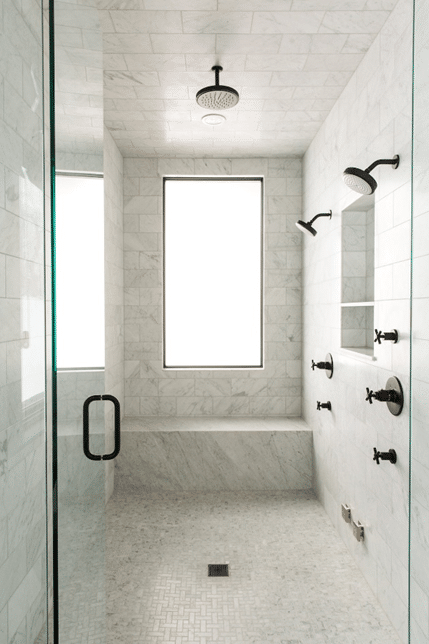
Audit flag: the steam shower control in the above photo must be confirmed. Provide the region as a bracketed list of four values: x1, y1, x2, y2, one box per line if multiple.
[365, 387, 399, 404]
[311, 353, 333, 378]
[365, 376, 404, 416]
[373, 448, 397, 465]
[317, 401, 331, 411]
[374, 329, 398, 344]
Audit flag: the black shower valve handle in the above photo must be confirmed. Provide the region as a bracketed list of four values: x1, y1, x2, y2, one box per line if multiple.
[366, 387, 400, 404]
[311, 360, 331, 371]
[317, 401, 331, 411]
[374, 329, 399, 344]
[373, 447, 397, 465]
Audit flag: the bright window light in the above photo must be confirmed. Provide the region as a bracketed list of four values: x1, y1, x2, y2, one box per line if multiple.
[164, 178, 263, 368]
[55, 174, 105, 369]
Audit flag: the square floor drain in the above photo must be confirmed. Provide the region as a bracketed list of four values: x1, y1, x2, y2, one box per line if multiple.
[208, 564, 229, 577]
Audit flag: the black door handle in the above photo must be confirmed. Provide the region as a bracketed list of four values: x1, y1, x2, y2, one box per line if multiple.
[83, 394, 121, 461]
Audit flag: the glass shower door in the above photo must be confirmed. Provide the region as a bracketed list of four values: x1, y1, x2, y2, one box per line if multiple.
[52, 0, 115, 641]
[410, 0, 429, 641]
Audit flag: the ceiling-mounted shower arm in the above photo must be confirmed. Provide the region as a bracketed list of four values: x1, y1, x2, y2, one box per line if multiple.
[365, 155, 400, 173]
[213, 65, 221, 86]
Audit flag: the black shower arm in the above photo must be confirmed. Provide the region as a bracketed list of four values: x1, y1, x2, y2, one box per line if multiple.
[365, 156, 399, 173]
[308, 210, 332, 226]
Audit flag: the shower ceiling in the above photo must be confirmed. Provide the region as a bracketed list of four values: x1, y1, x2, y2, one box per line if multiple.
[57, 0, 401, 158]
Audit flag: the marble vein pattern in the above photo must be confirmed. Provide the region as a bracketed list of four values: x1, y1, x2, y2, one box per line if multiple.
[123, 156, 303, 417]
[115, 421, 313, 491]
[87, 2, 402, 156]
[104, 488, 402, 644]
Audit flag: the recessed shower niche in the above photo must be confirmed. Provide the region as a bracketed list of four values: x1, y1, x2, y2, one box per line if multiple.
[341, 194, 375, 357]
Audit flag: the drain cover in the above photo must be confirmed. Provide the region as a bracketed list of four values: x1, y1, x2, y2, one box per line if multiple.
[208, 564, 229, 577]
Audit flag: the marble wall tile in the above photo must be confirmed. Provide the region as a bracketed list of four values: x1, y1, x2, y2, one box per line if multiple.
[123, 157, 302, 417]
[302, 1, 413, 640]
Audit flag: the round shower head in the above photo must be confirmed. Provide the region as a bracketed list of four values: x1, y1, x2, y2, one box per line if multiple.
[343, 167, 377, 195]
[295, 210, 332, 237]
[196, 66, 239, 110]
[296, 220, 317, 237]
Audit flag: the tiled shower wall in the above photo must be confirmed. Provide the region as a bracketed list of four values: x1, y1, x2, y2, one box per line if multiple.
[410, 0, 429, 640]
[0, 0, 49, 639]
[302, 0, 411, 641]
[123, 157, 302, 417]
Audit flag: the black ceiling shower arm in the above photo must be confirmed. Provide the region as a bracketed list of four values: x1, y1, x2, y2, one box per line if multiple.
[308, 210, 332, 226]
[213, 65, 222, 86]
[365, 155, 400, 173]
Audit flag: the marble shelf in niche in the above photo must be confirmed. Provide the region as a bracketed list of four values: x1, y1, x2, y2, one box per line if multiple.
[341, 194, 375, 357]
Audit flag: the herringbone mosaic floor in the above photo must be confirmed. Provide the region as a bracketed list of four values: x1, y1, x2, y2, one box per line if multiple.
[104, 489, 401, 644]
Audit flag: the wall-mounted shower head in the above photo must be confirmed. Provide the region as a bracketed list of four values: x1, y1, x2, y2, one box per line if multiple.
[295, 210, 332, 237]
[343, 155, 399, 195]
[196, 66, 239, 110]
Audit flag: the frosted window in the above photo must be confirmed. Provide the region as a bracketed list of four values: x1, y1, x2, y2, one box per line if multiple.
[164, 178, 263, 368]
[56, 174, 105, 369]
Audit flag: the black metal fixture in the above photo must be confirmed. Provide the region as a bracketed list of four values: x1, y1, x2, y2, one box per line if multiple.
[208, 564, 229, 577]
[311, 353, 333, 378]
[343, 155, 399, 195]
[196, 66, 239, 110]
[295, 210, 332, 237]
[317, 401, 331, 411]
[83, 394, 121, 460]
[374, 329, 398, 344]
[365, 376, 403, 416]
[373, 448, 397, 465]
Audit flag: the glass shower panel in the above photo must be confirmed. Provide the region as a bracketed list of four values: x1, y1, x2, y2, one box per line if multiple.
[0, 0, 49, 639]
[53, 0, 108, 641]
[410, 0, 429, 641]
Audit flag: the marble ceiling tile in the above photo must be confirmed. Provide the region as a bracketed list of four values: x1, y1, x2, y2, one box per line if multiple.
[104, 53, 128, 70]
[343, 33, 376, 53]
[109, 10, 182, 34]
[319, 10, 390, 34]
[271, 71, 329, 86]
[216, 34, 282, 54]
[103, 33, 152, 54]
[252, 11, 324, 34]
[219, 0, 292, 8]
[240, 86, 295, 100]
[304, 53, 365, 71]
[185, 54, 246, 71]
[143, 0, 216, 7]
[104, 85, 137, 99]
[324, 70, 354, 85]
[124, 54, 186, 71]
[182, 11, 253, 34]
[151, 34, 215, 54]
[134, 86, 189, 99]
[278, 34, 312, 53]
[309, 34, 348, 54]
[245, 54, 307, 72]
[293, 85, 343, 99]
[263, 98, 315, 111]
[104, 70, 160, 86]
[112, 99, 164, 112]
[292, 0, 367, 8]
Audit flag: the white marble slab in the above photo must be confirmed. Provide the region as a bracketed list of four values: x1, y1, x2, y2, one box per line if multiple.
[116, 416, 312, 491]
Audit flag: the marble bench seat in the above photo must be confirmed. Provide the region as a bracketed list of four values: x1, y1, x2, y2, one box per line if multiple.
[115, 417, 313, 491]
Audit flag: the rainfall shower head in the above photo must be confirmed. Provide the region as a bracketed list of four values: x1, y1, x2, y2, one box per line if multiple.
[296, 211, 332, 237]
[196, 66, 239, 110]
[343, 155, 400, 195]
